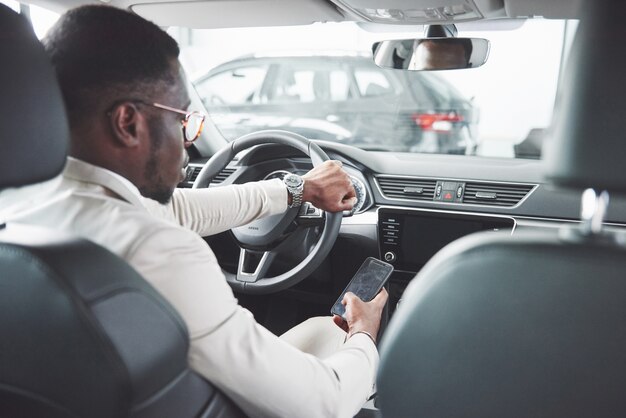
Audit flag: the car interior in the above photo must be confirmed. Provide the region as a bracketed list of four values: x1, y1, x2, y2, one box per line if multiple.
[3, 0, 626, 417]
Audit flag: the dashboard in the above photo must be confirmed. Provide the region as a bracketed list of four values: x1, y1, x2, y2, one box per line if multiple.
[180, 141, 626, 323]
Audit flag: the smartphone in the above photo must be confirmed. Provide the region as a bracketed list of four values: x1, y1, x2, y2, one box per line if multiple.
[331, 257, 394, 319]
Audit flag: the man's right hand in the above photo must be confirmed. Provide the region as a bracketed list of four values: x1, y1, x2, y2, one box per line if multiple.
[301, 160, 356, 213]
[332, 288, 389, 343]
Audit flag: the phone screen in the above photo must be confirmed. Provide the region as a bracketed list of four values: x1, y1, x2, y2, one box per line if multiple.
[331, 257, 393, 318]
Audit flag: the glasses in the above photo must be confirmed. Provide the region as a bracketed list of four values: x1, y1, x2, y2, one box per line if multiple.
[109, 100, 206, 143]
[146, 102, 206, 143]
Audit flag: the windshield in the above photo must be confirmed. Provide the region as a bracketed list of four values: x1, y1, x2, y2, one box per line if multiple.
[173, 19, 575, 159]
[0, 0, 574, 160]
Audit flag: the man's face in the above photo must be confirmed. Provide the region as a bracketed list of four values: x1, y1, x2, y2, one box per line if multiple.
[139, 68, 191, 204]
[412, 40, 468, 71]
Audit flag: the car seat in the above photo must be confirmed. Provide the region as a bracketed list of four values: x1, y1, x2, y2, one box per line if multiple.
[376, 1, 626, 417]
[0, 5, 246, 417]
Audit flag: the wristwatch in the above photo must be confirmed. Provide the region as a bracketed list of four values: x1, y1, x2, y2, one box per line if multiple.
[283, 173, 305, 208]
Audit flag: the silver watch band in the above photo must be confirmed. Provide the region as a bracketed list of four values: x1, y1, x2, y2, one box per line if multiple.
[284, 173, 304, 208]
[289, 189, 303, 208]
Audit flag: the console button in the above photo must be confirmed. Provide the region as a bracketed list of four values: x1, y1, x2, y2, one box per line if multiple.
[442, 191, 454, 202]
[384, 251, 396, 263]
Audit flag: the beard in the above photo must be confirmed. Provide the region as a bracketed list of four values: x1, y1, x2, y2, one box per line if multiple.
[138, 116, 181, 205]
[142, 156, 173, 204]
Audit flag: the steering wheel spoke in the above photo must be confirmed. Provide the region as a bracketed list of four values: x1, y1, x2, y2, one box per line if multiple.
[295, 202, 325, 227]
[236, 248, 276, 283]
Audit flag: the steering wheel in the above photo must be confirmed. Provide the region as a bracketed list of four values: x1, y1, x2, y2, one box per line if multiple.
[192, 130, 342, 295]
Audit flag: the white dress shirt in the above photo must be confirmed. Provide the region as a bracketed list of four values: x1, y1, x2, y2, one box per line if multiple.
[0, 157, 378, 418]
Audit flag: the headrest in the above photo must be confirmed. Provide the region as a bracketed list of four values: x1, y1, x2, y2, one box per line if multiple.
[0, 5, 68, 191]
[544, 1, 626, 194]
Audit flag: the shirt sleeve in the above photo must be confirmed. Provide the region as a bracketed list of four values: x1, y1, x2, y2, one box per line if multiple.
[142, 179, 288, 236]
[127, 225, 378, 418]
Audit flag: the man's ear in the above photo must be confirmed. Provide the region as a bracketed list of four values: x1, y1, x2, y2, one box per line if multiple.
[108, 103, 145, 147]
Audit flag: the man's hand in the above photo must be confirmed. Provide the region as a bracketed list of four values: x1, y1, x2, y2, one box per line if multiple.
[302, 160, 356, 212]
[332, 288, 389, 343]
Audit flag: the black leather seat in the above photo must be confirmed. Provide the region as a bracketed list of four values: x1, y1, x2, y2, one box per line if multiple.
[376, 1, 626, 417]
[0, 6, 245, 417]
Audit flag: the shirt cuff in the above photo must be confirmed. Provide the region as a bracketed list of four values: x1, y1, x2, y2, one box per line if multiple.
[264, 178, 289, 214]
[348, 330, 377, 345]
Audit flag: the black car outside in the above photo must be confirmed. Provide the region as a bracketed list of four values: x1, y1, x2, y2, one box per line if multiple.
[193, 54, 478, 154]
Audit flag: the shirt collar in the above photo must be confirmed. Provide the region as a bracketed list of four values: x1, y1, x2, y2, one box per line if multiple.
[64, 157, 145, 208]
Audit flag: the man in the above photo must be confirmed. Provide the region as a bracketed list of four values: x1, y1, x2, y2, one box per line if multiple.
[0, 5, 388, 418]
[410, 38, 473, 70]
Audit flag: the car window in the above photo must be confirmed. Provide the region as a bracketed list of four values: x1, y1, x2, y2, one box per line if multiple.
[264, 64, 351, 103]
[329, 71, 351, 101]
[0, 2, 573, 160]
[196, 66, 268, 106]
[0, 0, 58, 38]
[268, 66, 316, 103]
[179, 18, 576, 158]
[412, 72, 466, 107]
[172, 19, 575, 159]
[353, 67, 395, 98]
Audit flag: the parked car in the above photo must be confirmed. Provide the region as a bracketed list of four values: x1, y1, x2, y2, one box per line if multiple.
[193, 54, 478, 154]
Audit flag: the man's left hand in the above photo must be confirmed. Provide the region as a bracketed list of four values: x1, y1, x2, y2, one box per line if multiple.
[301, 160, 356, 213]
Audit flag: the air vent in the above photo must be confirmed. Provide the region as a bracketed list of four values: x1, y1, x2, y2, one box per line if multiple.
[377, 176, 437, 201]
[178, 165, 203, 188]
[211, 167, 236, 185]
[463, 182, 535, 207]
[178, 166, 237, 188]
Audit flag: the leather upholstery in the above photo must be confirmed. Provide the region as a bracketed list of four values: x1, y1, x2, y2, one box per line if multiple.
[377, 229, 626, 417]
[0, 4, 68, 191]
[0, 224, 245, 418]
[545, 0, 626, 193]
[0, 5, 245, 417]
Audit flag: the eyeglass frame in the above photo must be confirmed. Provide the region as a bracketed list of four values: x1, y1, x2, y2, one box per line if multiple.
[107, 99, 206, 143]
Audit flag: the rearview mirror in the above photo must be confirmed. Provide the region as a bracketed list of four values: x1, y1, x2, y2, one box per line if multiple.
[373, 38, 490, 71]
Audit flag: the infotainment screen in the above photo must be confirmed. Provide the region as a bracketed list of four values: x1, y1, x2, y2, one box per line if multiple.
[379, 209, 514, 272]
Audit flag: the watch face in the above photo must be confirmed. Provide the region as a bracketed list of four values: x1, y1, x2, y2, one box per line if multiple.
[284, 174, 303, 188]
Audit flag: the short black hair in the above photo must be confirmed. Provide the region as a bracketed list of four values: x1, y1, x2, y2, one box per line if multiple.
[43, 5, 180, 125]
